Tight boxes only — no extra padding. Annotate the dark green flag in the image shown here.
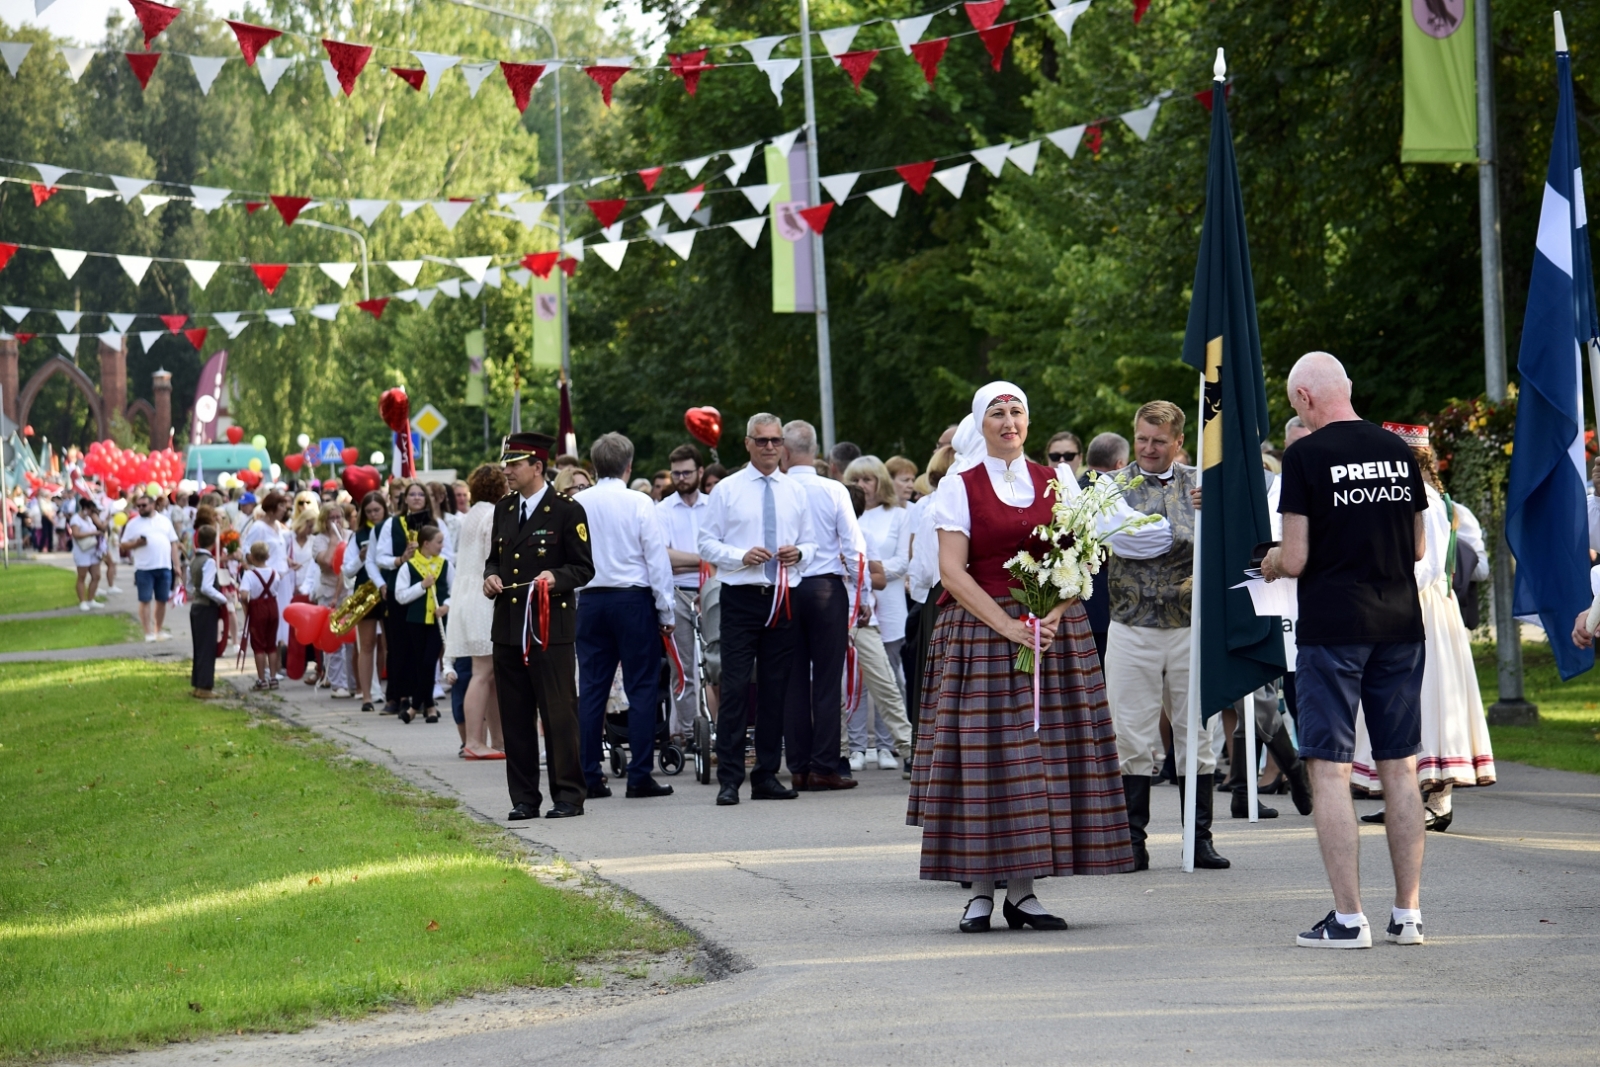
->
[1179,74,1287,720]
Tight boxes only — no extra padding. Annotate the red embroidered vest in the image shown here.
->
[959,461,1056,600]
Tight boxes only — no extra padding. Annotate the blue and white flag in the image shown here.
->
[1506,39,1596,680]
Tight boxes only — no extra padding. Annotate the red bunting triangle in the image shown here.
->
[586,198,627,228]
[583,65,630,107]
[357,297,390,319]
[183,326,208,349]
[668,49,713,96]
[499,61,546,113]
[638,166,663,192]
[521,251,560,279]
[1133,0,1151,24]
[245,201,265,214]
[896,161,937,194]
[14,332,35,345]
[321,39,372,96]
[1195,82,1234,112]
[0,243,15,271]
[270,195,312,226]
[977,22,1015,71]
[837,49,877,91]
[557,257,577,277]
[798,203,834,234]
[251,263,288,293]
[963,0,1005,32]
[159,314,188,333]
[128,0,180,48]
[126,52,161,89]
[909,38,948,85]
[31,183,58,206]
[1083,124,1103,156]
[225,20,281,66]
[390,67,425,91]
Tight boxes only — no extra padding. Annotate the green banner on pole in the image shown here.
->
[464,329,485,406]
[531,272,561,369]
[767,143,816,313]
[1401,0,1477,163]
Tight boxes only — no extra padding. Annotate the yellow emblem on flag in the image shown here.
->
[1202,335,1223,470]
[576,522,588,542]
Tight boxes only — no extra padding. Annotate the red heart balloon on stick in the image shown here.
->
[283,453,304,473]
[341,465,381,498]
[340,446,359,466]
[226,425,244,445]
[684,406,721,448]
[379,388,415,477]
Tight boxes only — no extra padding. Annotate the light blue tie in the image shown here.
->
[762,475,778,584]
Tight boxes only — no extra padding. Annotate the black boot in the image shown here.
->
[1122,774,1152,871]
[1176,777,1231,869]
[1266,728,1313,815]
[1231,783,1279,819]
[1157,749,1176,785]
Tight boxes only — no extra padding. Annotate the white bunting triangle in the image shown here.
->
[545,182,571,198]
[820,172,859,204]
[495,191,525,207]
[139,194,170,215]
[646,224,669,246]
[741,35,784,64]
[664,188,705,222]
[455,256,494,282]
[320,262,357,287]
[437,278,461,298]
[1,42,33,76]
[729,216,767,248]
[347,199,389,225]
[393,288,420,303]
[483,267,502,289]
[1120,100,1162,141]
[37,0,58,14]
[725,144,758,182]
[109,313,137,332]
[320,60,343,98]
[223,321,249,338]
[310,303,341,321]
[56,334,79,356]
[51,248,87,279]
[1050,0,1093,44]
[210,312,241,330]
[460,61,497,97]
[187,54,227,95]
[386,260,424,285]
[740,183,779,212]
[691,206,713,226]
[54,310,81,331]
[770,128,802,159]
[933,163,971,198]
[592,241,629,271]
[681,155,712,179]
[2,306,27,323]
[138,329,163,351]
[601,222,624,242]
[59,47,95,82]
[892,13,935,53]
[266,309,296,327]
[258,55,293,93]
[111,176,151,202]
[416,288,438,310]
[462,280,484,298]
[506,201,547,229]
[116,255,153,284]
[84,188,118,203]
[819,25,859,59]
[662,230,696,260]
[1007,140,1042,175]
[970,144,1010,177]
[98,330,123,348]
[640,204,665,229]
[507,268,531,286]
[1047,125,1087,159]
[34,163,71,186]
[190,185,230,212]
[560,238,585,261]
[755,59,800,107]
[399,200,428,217]
[185,260,220,289]
[412,51,460,96]
[866,183,905,217]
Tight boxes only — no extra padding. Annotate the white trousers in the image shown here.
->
[844,625,913,755]
[1103,621,1217,776]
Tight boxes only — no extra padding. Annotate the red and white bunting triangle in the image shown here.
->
[358,297,389,319]
[251,263,288,293]
[895,161,936,194]
[391,66,425,91]
[460,61,496,97]
[970,144,1009,177]
[55,310,83,331]
[310,303,340,321]
[270,195,311,225]
[1006,140,1041,175]
[59,47,96,82]
[500,61,546,112]
[430,200,473,231]
[184,326,208,348]
[386,260,423,284]
[183,54,225,94]
[838,49,876,90]
[818,25,859,59]
[964,0,1005,32]
[1051,0,1093,44]
[977,22,1016,70]
[909,38,948,85]
[1,42,34,76]
[892,13,935,53]
[321,39,371,96]
[226,19,280,66]
[412,51,460,96]
[160,313,187,332]
[583,65,629,107]
[127,0,180,49]
[638,166,663,191]
[819,172,859,203]
[662,230,695,259]
[348,199,389,225]
[258,55,293,92]
[320,262,356,287]
[798,203,833,233]
[51,248,87,278]
[1046,124,1086,158]
[740,183,779,212]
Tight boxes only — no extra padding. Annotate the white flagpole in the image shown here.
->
[1183,370,1204,872]
[1245,688,1259,821]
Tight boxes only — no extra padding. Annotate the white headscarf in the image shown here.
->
[949,380,1029,474]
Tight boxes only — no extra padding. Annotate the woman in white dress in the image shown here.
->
[843,455,914,773]
[1353,423,1495,832]
[68,497,106,610]
[442,464,505,759]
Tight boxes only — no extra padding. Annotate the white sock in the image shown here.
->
[965,880,995,920]
[1427,783,1453,815]
[1335,910,1368,929]
[1006,877,1048,915]
[1392,907,1421,926]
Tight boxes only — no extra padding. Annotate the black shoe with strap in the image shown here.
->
[1003,896,1068,931]
[959,896,993,933]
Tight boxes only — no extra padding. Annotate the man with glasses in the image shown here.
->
[697,414,817,805]
[656,443,709,741]
[120,494,180,642]
[1045,431,1084,477]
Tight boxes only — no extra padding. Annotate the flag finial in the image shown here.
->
[1556,11,1568,53]
[1213,48,1226,82]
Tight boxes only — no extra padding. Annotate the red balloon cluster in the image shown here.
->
[81,439,184,496]
[236,468,263,490]
[282,602,355,654]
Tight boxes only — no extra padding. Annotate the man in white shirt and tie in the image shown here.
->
[576,432,678,800]
[697,413,818,805]
[655,443,709,741]
[779,419,864,792]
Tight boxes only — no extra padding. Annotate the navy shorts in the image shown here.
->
[134,567,172,603]
[1295,641,1424,763]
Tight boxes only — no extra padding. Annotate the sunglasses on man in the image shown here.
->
[1047,450,1078,464]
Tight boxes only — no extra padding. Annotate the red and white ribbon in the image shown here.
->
[844,555,868,712]
[521,578,550,666]
[662,630,688,698]
[764,561,791,628]
[1028,613,1042,733]
[698,560,712,590]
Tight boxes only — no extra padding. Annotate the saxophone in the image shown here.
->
[330,581,382,634]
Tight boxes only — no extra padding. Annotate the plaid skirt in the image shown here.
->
[906,597,1134,882]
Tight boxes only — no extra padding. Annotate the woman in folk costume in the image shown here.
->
[907,382,1134,933]
[1354,422,1495,832]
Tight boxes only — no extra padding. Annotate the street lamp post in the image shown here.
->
[291,217,370,300]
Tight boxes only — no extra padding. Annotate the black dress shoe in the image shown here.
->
[1361,809,1386,824]
[545,801,583,818]
[1193,838,1231,869]
[626,777,674,798]
[959,897,993,933]
[716,784,740,806]
[397,706,413,724]
[1425,809,1453,832]
[587,782,613,799]
[1131,843,1150,871]
[750,780,798,800]
[1231,790,1279,819]
[1002,896,1069,930]
[507,803,539,821]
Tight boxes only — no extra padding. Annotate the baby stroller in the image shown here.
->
[687,601,718,785]
[605,659,686,779]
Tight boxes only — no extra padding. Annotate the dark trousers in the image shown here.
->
[781,575,848,775]
[190,601,220,690]
[493,640,585,810]
[907,585,944,731]
[1092,629,1108,666]
[718,583,798,789]
[577,587,663,789]
[381,589,408,704]
[397,621,441,709]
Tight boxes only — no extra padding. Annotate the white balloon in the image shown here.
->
[297,433,311,448]
[370,451,386,465]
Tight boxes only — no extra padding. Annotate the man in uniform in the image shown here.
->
[484,432,594,820]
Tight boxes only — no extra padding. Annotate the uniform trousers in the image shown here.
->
[1103,620,1217,776]
[493,640,586,810]
[190,602,220,690]
[717,583,797,789]
[577,587,663,789]
[666,587,700,737]
[781,575,848,776]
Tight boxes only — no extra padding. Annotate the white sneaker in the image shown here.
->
[106,585,123,594]
[80,602,92,612]
[1297,911,1371,949]
[1385,917,1425,945]
[331,687,353,699]
[876,748,899,770]
[143,633,158,643]
[848,751,866,772]
[156,631,172,641]
[90,600,105,609]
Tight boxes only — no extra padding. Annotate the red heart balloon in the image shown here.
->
[340,446,360,466]
[284,454,304,473]
[684,406,721,448]
[379,388,410,433]
[226,426,244,445]
[341,465,381,498]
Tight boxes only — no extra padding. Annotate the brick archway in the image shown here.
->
[17,356,107,440]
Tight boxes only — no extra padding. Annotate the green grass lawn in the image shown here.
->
[0,562,80,613]
[1475,643,1600,777]
[0,660,686,1060]
[0,613,141,653]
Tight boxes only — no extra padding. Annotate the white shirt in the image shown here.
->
[1454,500,1490,583]
[240,517,287,572]
[907,495,941,604]
[375,513,454,575]
[580,478,675,625]
[122,512,178,571]
[934,456,1081,535]
[656,490,710,589]
[1093,465,1178,560]
[785,465,865,579]
[697,464,817,587]
[858,503,912,641]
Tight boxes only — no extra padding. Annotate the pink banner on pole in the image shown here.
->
[189,349,228,444]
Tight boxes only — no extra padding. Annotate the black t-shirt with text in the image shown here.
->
[1278,419,1426,645]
